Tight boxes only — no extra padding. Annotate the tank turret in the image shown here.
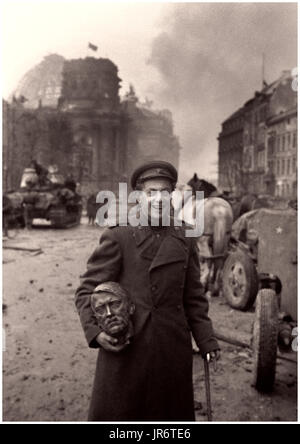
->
[4,162,82,229]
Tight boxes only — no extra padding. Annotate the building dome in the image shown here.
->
[12,54,65,109]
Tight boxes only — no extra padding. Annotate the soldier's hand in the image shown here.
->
[206,350,221,371]
[96,331,129,352]
[209,350,221,361]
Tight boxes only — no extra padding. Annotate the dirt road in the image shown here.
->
[2,221,297,422]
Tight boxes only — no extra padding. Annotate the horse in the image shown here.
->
[187,173,217,198]
[174,190,233,297]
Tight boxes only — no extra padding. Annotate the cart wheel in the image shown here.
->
[222,250,258,310]
[252,289,279,393]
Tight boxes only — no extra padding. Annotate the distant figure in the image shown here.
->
[87,194,97,225]
[87,194,109,225]
[30,160,49,186]
[187,174,217,198]
[64,174,77,192]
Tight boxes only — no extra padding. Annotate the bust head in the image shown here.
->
[91,282,135,342]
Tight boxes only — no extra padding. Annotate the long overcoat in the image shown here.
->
[75,223,219,421]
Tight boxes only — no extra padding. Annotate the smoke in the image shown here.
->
[147,3,297,184]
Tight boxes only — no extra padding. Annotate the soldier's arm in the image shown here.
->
[183,238,219,357]
[75,228,122,348]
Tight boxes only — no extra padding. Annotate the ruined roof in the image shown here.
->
[12,54,65,109]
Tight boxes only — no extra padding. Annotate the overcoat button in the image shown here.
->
[183,265,187,269]
[151,285,157,292]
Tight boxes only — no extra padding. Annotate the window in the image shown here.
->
[268,161,274,173]
[282,135,285,151]
[276,136,280,152]
[268,138,274,156]
[258,151,265,168]
[293,132,297,148]
[281,159,285,176]
[260,106,266,121]
[277,160,280,175]
[287,133,291,148]
[287,159,291,175]
[292,157,296,173]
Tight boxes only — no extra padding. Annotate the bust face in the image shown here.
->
[91,291,135,337]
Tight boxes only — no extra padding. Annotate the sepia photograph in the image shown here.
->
[1,0,298,426]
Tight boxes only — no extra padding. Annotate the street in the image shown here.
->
[3,220,297,422]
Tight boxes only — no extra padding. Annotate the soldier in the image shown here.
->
[75,160,220,421]
[87,193,97,225]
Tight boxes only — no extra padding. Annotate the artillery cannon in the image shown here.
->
[221,208,297,392]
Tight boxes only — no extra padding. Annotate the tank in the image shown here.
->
[3,163,82,229]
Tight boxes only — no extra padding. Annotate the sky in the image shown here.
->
[1,1,298,183]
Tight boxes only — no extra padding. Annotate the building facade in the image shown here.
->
[122,88,181,180]
[3,56,180,196]
[218,108,244,194]
[58,57,125,195]
[267,108,297,198]
[218,70,297,198]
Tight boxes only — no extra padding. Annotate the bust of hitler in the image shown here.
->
[91,281,135,346]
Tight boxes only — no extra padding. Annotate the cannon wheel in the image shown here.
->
[222,250,258,310]
[252,289,279,393]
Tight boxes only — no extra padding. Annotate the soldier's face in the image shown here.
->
[91,292,134,336]
[141,178,173,223]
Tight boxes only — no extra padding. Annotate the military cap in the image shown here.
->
[92,281,129,300]
[131,160,178,190]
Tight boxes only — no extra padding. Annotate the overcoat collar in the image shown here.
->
[131,223,186,245]
[131,224,188,270]
[132,225,152,247]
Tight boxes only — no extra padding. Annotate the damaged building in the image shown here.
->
[3,54,180,196]
[218,70,297,198]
